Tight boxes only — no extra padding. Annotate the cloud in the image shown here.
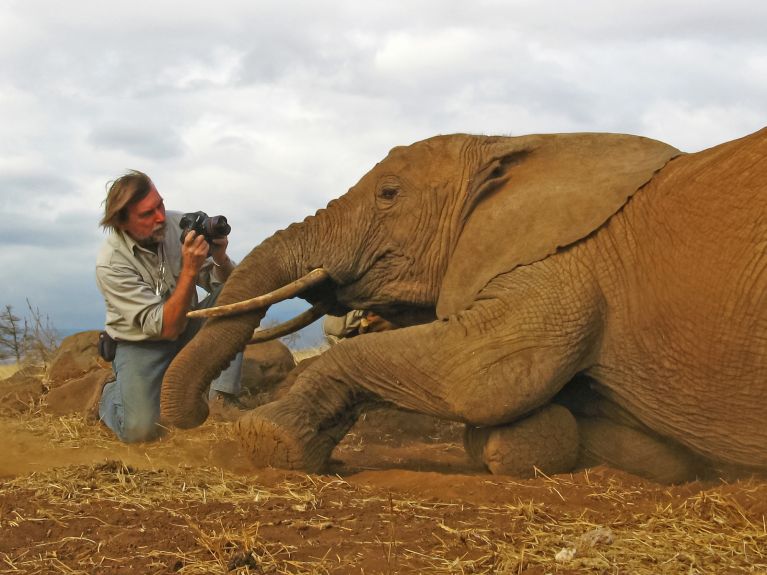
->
[88,124,185,160]
[0,211,100,248]
[1,242,103,330]
[1,0,766,333]
[0,171,76,203]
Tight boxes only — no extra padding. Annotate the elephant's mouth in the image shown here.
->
[334,250,434,310]
[190,259,436,343]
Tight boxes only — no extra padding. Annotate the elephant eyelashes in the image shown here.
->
[375,183,402,210]
[488,165,505,179]
[379,187,399,200]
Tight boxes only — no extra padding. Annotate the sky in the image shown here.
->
[1,0,766,345]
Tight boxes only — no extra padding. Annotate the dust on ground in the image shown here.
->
[2,405,766,575]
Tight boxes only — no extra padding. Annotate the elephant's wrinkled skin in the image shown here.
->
[161,128,767,482]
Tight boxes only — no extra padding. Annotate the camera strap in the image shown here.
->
[155,243,168,297]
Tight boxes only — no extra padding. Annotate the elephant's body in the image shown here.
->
[161,127,767,482]
[581,132,767,471]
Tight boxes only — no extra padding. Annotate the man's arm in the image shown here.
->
[161,231,210,339]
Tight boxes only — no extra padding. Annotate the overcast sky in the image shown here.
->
[2,1,766,341]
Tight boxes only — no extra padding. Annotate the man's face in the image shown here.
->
[121,184,167,247]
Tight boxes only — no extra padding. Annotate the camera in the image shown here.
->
[179,211,231,245]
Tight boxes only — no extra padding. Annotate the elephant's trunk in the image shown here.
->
[160,235,305,428]
[160,197,361,429]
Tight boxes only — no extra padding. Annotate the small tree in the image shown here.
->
[0,305,24,363]
[280,330,301,348]
[22,299,60,367]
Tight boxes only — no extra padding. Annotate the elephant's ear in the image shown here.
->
[437,132,681,317]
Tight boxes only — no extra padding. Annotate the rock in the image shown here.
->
[0,366,45,413]
[578,527,614,548]
[42,330,112,416]
[240,340,296,405]
[272,355,319,400]
[44,368,114,417]
[43,333,298,416]
[46,330,107,388]
[555,547,577,562]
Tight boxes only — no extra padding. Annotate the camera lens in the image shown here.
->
[207,216,231,238]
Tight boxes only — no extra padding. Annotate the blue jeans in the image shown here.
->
[99,338,243,443]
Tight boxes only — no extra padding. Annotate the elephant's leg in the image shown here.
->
[236,397,364,473]
[239,263,601,473]
[237,367,372,473]
[576,417,707,484]
[555,379,708,483]
[464,404,579,477]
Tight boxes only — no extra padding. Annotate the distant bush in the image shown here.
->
[0,301,60,369]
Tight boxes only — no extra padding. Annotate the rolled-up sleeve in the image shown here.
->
[96,260,165,340]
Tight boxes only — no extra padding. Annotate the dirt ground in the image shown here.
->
[2,401,766,575]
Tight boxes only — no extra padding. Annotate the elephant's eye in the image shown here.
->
[379,187,399,201]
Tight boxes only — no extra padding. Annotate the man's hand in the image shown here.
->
[181,230,211,275]
[161,230,209,340]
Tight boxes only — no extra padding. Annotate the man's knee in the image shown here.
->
[120,415,162,443]
[109,341,173,443]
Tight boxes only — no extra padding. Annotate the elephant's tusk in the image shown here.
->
[188,268,331,319]
[247,301,331,345]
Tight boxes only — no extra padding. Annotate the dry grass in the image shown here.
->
[3,405,249,478]
[1,458,766,574]
[4,339,766,572]
[0,363,19,379]
[2,411,767,574]
[0,461,327,574]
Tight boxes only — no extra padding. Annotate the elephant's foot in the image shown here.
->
[236,398,359,473]
[464,404,578,477]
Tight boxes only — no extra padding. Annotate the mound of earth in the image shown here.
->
[0,332,301,415]
[0,366,45,414]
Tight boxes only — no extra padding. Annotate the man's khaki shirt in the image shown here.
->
[95,211,226,341]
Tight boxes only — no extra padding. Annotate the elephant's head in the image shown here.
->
[160,132,680,428]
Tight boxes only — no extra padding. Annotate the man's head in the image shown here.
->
[101,170,167,247]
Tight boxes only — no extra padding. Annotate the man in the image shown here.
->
[95,170,243,442]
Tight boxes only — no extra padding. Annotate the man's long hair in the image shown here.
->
[100,170,153,232]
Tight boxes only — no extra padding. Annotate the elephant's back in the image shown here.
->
[589,127,767,469]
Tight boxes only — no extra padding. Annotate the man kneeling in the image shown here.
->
[95,170,243,442]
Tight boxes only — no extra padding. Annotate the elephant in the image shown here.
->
[160,127,767,483]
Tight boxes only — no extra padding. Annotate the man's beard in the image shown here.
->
[136,223,167,249]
